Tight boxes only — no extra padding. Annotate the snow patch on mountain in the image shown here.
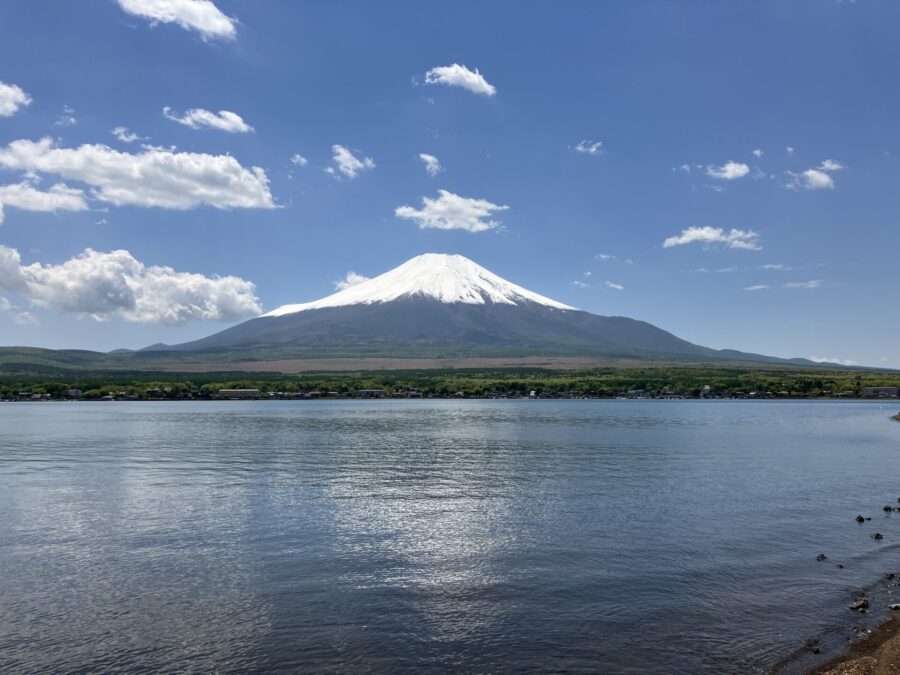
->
[262,253,576,317]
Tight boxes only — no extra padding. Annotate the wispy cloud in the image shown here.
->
[395,189,508,232]
[111,127,144,143]
[744,284,770,291]
[290,153,308,167]
[573,140,603,156]
[163,106,253,133]
[760,263,793,271]
[783,279,822,289]
[54,105,77,127]
[328,144,375,179]
[572,280,589,288]
[605,281,624,290]
[596,253,616,262]
[117,0,237,40]
[423,64,496,96]
[663,226,761,251]
[752,148,763,158]
[419,153,442,176]
[809,356,857,366]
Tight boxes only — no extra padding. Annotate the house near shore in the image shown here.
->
[356,389,385,398]
[861,386,899,398]
[218,389,261,399]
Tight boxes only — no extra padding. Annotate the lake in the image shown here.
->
[1,400,898,673]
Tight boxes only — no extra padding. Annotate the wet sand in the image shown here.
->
[812,614,900,674]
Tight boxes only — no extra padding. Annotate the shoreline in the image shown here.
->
[810,614,900,674]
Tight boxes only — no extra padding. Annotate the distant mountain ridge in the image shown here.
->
[138,253,819,366]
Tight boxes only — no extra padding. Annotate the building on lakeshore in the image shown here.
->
[218,389,261,399]
[356,389,385,398]
[861,386,899,398]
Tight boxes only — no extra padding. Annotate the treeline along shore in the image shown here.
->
[2,366,899,402]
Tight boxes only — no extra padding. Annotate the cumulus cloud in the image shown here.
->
[786,160,843,191]
[424,64,496,96]
[0,181,88,224]
[395,189,508,232]
[783,279,822,289]
[419,153,442,176]
[706,161,750,181]
[0,137,274,210]
[111,127,144,143]
[290,153,308,167]
[574,140,603,156]
[0,82,31,117]
[117,0,236,40]
[334,271,369,291]
[605,281,624,290]
[163,106,252,133]
[663,226,761,250]
[0,244,260,324]
[745,284,770,291]
[329,144,375,179]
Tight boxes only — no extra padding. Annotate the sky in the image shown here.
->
[0,0,898,367]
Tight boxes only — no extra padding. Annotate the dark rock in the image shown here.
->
[849,599,870,612]
[890,604,900,611]
[884,505,893,512]
[856,515,866,523]
[837,564,844,569]
[872,532,884,540]
[817,553,828,561]
[886,572,896,579]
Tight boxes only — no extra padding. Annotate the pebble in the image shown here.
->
[849,599,870,612]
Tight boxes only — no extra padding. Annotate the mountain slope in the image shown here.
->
[142,253,811,365]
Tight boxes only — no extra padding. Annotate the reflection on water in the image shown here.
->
[1,400,899,673]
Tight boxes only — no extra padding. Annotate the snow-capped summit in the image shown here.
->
[262,253,576,317]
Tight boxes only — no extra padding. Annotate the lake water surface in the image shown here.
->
[1,400,899,673]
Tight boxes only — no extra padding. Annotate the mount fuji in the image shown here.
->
[144,253,810,365]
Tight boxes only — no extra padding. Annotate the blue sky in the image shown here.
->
[0,0,898,367]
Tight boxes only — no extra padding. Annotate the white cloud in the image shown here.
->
[55,105,77,128]
[163,106,252,133]
[0,137,274,210]
[111,127,144,143]
[424,64,496,96]
[745,284,770,291]
[760,263,792,271]
[330,144,375,179]
[334,271,369,291]
[572,280,589,288]
[117,0,236,40]
[786,146,795,156]
[596,253,616,262]
[419,153,442,176]
[395,189,508,232]
[752,148,763,158]
[583,271,592,277]
[0,181,88,224]
[574,140,603,156]
[786,158,844,190]
[605,281,624,290]
[784,279,822,289]
[0,244,260,324]
[809,356,857,366]
[692,266,738,274]
[0,82,31,117]
[290,153,308,167]
[663,226,761,250]
[13,310,39,325]
[706,161,750,181]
